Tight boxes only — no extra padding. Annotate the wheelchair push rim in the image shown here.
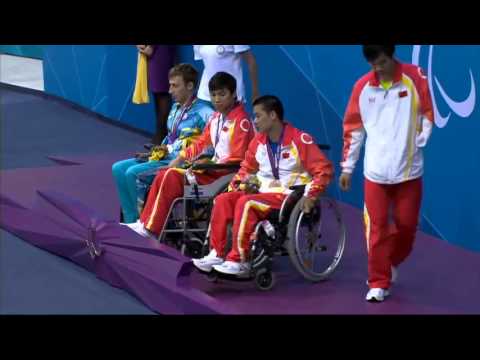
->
[287,197,346,282]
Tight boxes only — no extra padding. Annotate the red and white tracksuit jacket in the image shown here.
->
[342,61,434,289]
[209,123,334,263]
[140,102,254,235]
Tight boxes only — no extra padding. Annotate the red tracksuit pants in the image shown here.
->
[140,167,229,235]
[209,191,287,263]
[364,177,423,289]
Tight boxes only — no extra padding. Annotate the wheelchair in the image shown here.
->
[156,145,346,291]
[157,161,241,258]
[124,143,346,291]
[119,160,238,258]
[203,182,347,291]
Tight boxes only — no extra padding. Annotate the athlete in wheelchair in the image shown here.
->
[192,96,346,290]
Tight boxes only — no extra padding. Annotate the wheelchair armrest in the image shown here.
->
[289,185,306,193]
[144,143,154,151]
[191,162,241,171]
[194,154,213,161]
[317,144,331,151]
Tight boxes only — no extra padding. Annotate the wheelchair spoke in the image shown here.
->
[315,244,328,252]
[307,230,320,247]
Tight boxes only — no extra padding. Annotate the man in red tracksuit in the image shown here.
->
[340,45,434,302]
[125,72,254,238]
[193,95,334,276]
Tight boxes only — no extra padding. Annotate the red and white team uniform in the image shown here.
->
[209,123,333,263]
[342,60,434,289]
[140,102,254,235]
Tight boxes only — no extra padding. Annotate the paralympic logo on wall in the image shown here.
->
[412,45,476,128]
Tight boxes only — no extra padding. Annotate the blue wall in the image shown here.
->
[43,45,156,132]
[43,45,480,252]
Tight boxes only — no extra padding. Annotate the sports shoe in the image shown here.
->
[192,249,224,272]
[366,288,390,302]
[213,261,251,276]
[124,220,156,240]
[121,219,141,229]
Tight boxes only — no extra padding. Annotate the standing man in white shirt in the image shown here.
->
[193,45,259,104]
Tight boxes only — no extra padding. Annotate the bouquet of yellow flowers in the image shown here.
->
[148,145,169,161]
[239,175,261,194]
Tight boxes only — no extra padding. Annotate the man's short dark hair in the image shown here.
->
[208,71,237,94]
[253,95,284,120]
[362,45,396,62]
[169,63,199,88]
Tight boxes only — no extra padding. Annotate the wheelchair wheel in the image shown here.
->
[206,271,218,283]
[180,236,204,259]
[287,197,346,282]
[255,269,276,291]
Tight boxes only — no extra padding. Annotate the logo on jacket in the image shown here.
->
[301,133,314,145]
[412,45,476,128]
[369,97,376,104]
[240,118,251,132]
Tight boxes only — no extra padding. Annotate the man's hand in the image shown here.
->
[302,197,317,214]
[242,183,259,194]
[339,172,352,192]
[136,45,153,57]
[239,175,260,194]
[142,45,153,57]
[169,156,184,168]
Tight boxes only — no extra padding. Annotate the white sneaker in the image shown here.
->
[366,288,390,302]
[192,249,224,272]
[366,266,398,286]
[125,221,156,240]
[122,219,141,229]
[213,261,251,276]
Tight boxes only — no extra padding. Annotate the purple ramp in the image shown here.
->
[0,194,26,210]
[94,244,237,314]
[0,189,118,272]
[89,222,237,314]
[0,204,95,272]
[34,190,116,228]
[1,188,238,314]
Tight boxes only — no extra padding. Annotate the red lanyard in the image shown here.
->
[213,102,237,148]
